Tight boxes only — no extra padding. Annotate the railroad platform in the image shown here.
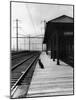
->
[26,52,73,97]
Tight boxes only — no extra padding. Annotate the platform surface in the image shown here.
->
[27,52,73,97]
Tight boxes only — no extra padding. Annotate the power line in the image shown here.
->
[18,33,29,37]
[13,19,28,36]
[13,19,22,23]
[19,27,27,35]
[25,4,37,34]
[16,19,18,51]
[13,19,24,51]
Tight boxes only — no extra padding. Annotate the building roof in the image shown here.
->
[43,15,74,44]
[48,15,73,23]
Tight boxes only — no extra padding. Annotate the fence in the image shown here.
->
[11,36,44,51]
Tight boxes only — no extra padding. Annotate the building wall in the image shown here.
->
[44,22,74,66]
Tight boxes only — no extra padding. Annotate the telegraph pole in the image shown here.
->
[24,37,25,50]
[41,20,46,34]
[41,20,46,51]
[16,19,18,51]
[29,34,30,51]
[44,20,46,34]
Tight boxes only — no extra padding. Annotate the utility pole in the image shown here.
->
[24,37,25,50]
[29,34,30,51]
[16,19,18,51]
[41,20,46,51]
[44,20,46,31]
[41,20,46,34]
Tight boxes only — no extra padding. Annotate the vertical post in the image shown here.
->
[29,35,30,51]
[16,19,18,51]
[41,26,43,52]
[24,37,25,51]
[41,20,46,52]
[10,2,12,51]
[56,32,60,65]
[51,40,52,58]
[41,20,46,34]
[44,20,46,33]
[53,38,55,61]
[44,20,46,53]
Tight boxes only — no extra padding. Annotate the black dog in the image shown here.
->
[38,59,44,69]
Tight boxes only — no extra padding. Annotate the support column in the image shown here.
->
[24,37,25,50]
[42,43,43,51]
[51,40,53,59]
[29,35,30,51]
[56,32,60,65]
[16,19,18,51]
[46,42,48,54]
[53,38,55,61]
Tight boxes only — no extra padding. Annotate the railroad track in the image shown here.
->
[11,54,33,67]
[11,53,40,98]
[11,52,30,60]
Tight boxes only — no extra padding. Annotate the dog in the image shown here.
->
[38,59,44,69]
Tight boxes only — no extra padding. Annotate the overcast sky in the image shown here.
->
[11,2,73,37]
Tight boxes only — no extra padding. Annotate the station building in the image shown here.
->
[43,15,74,66]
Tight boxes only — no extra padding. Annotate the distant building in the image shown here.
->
[43,15,74,66]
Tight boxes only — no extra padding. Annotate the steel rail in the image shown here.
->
[11,54,39,91]
[12,53,27,60]
[11,55,34,71]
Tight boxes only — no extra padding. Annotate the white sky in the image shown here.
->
[11,2,73,37]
